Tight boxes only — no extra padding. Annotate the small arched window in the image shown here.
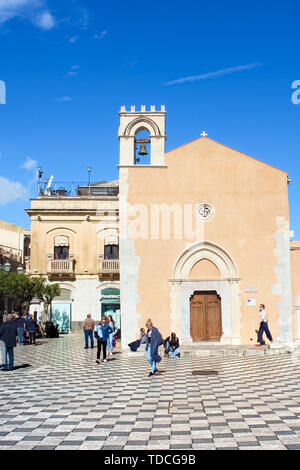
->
[54,236,69,260]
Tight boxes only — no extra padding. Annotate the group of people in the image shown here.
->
[0,312,38,371]
[129,305,273,377]
[83,313,119,364]
[128,320,180,377]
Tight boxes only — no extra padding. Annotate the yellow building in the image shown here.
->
[26,181,120,332]
[26,106,300,347]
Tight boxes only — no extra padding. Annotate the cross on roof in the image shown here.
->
[201,131,208,137]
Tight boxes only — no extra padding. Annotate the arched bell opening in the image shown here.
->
[134,129,151,165]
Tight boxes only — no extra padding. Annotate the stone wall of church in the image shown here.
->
[124,137,291,344]
[291,241,300,342]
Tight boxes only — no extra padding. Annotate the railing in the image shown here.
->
[0,245,22,263]
[47,257,74,275]
[98,258,120,274]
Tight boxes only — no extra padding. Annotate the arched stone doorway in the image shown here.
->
[170,241,241,345]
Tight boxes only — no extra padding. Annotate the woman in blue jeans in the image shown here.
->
[94,317,113,364]
[145,319,163,377]
[106,315,116,357]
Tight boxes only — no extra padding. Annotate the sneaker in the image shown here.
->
[102,359,107,363]
[95,359,100,364]
[148,372,153,377]
[153,369,158,375]
[255,343,261,347]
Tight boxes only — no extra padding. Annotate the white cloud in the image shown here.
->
[68,35,79,43]
[0,0,56,31]
[0,176,28,205]
[93,30,107,39]
[21,156,37,170]
[58,96,72,102]
[34,11,55,30]
[164,62,262,86]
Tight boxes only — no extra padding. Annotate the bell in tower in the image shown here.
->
[135,137,150,164]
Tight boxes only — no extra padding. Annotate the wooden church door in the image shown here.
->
[190,291,222,341]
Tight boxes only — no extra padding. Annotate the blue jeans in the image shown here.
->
[258,322,273,343]
[17,327,24,344]
[84,329,94,348]
[3,347,14,370]
[166,341,180,357]
[147,347,157,373]
[107,332,114,352]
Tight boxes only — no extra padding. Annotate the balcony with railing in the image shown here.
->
[98,255,120,277]
[47,254,75,276]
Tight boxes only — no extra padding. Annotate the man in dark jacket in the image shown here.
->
[25,314,37,345]
[0,315,18,371]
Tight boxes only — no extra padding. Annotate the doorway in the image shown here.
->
[190,291,222,341]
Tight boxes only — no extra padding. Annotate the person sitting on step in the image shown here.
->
[164,332,180,358]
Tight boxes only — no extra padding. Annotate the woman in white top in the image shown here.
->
[255,304,273,346]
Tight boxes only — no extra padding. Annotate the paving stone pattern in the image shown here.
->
[0,335,300,450]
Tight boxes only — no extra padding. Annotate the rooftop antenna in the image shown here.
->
[45,174,54,196]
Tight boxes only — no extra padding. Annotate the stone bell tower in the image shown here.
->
[118,105,166,166]
[118,105,167,348]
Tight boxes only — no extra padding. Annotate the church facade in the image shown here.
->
[118,106,300,348]
[26,105,300,348]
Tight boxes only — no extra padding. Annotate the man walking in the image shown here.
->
[16,313,26,345]
[26,314,37,345]
[0,314,18,371]
[255,304,273,346]
[83,314,95,349]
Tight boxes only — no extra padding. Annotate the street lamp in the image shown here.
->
[3,262,11,272]
[88,166,92,196]
[17,266,24,275]
[37,166,43,195]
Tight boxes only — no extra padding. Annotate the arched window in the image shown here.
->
[104,244,119,260]
[54,236,69,260]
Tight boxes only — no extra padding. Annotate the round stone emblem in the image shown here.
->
[196,201,215,221]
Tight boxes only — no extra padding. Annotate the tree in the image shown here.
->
[14,275,46,314]
[42,284,61,321]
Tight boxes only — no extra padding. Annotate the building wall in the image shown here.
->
[291,241,300,342]
[124,137,292,345]
[0,220,26,253]
[27,196,119,326]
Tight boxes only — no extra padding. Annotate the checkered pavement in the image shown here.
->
[0,335,300,450]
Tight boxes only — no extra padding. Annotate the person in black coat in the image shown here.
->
[0,315,18,371]
[25,314,37,345]
[145,319,163,377]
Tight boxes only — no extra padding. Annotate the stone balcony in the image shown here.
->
[47,255,75,276]
[98,255,120,278]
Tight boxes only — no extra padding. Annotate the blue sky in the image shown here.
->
[0,0,300,236]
